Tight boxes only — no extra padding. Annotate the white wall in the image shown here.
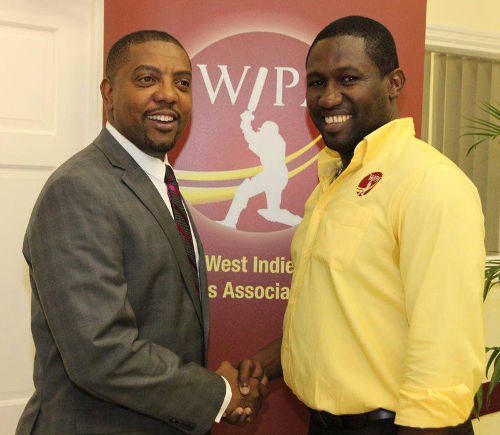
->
[427,0,500,34]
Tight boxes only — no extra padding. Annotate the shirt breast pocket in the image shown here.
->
[312,200,373,271]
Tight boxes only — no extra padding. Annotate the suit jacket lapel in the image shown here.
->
[93,129,204,326]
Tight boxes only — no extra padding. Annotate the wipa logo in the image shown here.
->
[173,32,322,233]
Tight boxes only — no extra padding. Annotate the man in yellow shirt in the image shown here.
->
[238,16,484,435]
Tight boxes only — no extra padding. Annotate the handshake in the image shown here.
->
[215,358,269,426]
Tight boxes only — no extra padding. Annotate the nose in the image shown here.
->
[318,83,342,108]
[153,80,178,104]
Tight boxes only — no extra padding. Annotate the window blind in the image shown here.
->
[422,52,500,253]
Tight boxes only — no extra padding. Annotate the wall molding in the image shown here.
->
[426,22,500,60]
[0,163,55,171]
[0,398,28,408]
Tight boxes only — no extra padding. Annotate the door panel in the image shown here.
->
[0,1,103,433]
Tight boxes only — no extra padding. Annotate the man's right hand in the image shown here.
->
[237,359,269,396]
[237,336,283,397]
[216,361,264,426]
[220,337,282,425]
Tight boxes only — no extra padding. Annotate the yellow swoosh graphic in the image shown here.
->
[177,135,322,181]
[284,135,322,164]
[178,134,323,205]
[181,186,238,205]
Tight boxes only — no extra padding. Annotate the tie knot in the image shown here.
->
[164,165,176,184]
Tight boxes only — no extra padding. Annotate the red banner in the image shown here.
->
[104,1,427,433]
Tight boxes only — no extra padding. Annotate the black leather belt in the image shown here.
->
[310,408,395,430]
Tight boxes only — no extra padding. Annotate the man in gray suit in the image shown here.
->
[17,30,263,435]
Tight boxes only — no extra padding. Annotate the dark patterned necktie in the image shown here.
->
[164,165,199,292]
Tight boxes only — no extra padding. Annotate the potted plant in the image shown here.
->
[475,259,500,415]
[464,101,500,415]
[464,102,500,155]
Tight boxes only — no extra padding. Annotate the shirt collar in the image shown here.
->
[317,117,415,182]
[106,121,170,182]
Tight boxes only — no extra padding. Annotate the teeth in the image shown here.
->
[147,114,174,122]
[325,115,352,124]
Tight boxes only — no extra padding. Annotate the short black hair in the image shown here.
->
[105,30,186,80]
[307,16,399,76]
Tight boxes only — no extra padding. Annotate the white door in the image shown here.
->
[0,1,103,432]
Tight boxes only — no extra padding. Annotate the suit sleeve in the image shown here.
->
[25,172,226,434]
[394,163,485,428]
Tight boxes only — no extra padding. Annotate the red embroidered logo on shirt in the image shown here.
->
[356,172,383,197]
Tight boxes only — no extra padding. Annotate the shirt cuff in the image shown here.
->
[214,375,232,423]
[395,383,473,428]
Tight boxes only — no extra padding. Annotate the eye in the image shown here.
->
[137,76,156,86]
[341,76,358,84]
[307,79,325,88]
[176,78,191,90]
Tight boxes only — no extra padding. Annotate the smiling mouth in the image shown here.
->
[324,114,352,125]
[146,114,176,123]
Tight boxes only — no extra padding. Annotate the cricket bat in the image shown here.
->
[247,67,268,112]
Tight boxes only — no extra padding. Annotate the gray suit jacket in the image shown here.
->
[16,129,226,435]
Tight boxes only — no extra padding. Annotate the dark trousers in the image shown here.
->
[308,416,474,435]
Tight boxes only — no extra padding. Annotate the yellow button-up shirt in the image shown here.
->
[282,118,485,428]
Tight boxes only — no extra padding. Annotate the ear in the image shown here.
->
[386,68,405,100]
[100,77,114,112]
